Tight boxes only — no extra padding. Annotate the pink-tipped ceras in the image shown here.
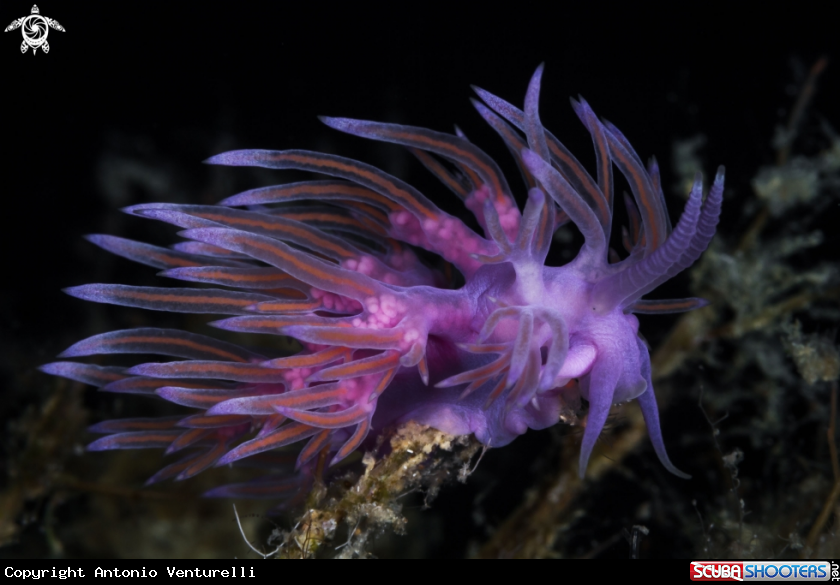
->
[43,65,722,497]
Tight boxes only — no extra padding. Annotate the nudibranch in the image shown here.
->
[42,65,722,497]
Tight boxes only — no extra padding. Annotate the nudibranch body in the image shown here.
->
[43,65,722,497]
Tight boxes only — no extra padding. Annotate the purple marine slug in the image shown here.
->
[42,65,723,498]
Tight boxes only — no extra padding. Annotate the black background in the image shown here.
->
[2,1,838,559]
[3,3,837,351]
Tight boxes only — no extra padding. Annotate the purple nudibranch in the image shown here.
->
[42,65,722,499]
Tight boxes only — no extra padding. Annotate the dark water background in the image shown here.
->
[2,2,839,558]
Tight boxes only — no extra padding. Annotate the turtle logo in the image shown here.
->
[5,5,65,54]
